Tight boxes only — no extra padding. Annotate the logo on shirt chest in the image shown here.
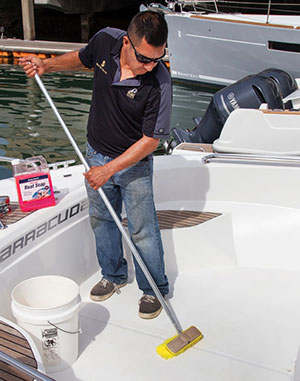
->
[126,88,138,100]
[96,60,107,75]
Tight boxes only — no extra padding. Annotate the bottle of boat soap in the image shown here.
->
[12,156,55,212]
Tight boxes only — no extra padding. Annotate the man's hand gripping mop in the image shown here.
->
[34,73,203,359]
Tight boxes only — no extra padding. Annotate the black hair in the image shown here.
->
[127,11,168,47]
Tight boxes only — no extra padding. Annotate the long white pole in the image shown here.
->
[34,73,183,334]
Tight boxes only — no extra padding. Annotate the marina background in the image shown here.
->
[0,64,216,179]
[0,1,221,179]
[1,1,298,179]
[0,1,299,43]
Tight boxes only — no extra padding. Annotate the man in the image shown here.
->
[19,11,171,319]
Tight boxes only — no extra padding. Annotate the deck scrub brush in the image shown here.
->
[35,73,204,360]
[157,326,203,359]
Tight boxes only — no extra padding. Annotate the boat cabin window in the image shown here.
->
[268,41,300,54]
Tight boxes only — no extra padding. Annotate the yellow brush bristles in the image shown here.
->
[156,326,203,359]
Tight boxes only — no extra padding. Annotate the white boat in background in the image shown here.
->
[149,1,300,85]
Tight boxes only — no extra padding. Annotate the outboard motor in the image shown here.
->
[172,68,296,145]
[257,68,297,108]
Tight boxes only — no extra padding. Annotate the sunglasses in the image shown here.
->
[127,34,166,64]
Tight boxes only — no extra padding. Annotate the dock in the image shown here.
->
[0,38,86,60]
[0,38,170,67]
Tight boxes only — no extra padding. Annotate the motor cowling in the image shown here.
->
[172,68,296,145]
[257,68,298,109]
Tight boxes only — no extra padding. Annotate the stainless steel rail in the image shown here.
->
[213,0,219,13]
[0,350,56,381]
[166,0,299,15]
[203,153,300,166]
[0,157,75,169]
[266,0,271,23]
[178,0,219,13]
[0,156,23,163]
[48,159,75,169]
[0,219,6,229]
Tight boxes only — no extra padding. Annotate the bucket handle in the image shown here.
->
[47,320,82,335]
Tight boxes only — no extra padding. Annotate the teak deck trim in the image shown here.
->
[261,109,300,115]
[1,202,34,226]
[176,143,214,152]
[123,210,221,230]
[190,14,298,29]
[0,320,37,381]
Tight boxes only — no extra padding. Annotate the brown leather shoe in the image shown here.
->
[138,295,162,319]
[90,278,127,301]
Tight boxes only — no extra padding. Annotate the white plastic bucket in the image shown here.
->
[11,275,81,373]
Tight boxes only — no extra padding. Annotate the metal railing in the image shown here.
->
[203,152,300,166]
[48,159,75,169]
[212,1,300,15]
[0,156,75,169]
[266,0,271,23]
[166,1,300,15]
[176,0,219,12]
[0,350,55,381]
[0,156,23,163]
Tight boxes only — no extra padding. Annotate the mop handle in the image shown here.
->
[34,73,183,334]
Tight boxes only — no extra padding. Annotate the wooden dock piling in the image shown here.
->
[21,0,35,41]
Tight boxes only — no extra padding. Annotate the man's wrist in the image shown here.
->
[103,162,117,178]
[42,58,52,73]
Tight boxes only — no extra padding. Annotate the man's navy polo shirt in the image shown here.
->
[79,27,172,159]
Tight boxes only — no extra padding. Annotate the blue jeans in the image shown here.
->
[85,143,169,296]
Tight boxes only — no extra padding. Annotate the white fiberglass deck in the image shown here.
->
[53,197,300,381]
[3,154,300,380]
[54,261,300,381]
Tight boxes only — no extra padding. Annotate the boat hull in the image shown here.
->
[166,13,300,85]
[2,155,300,379]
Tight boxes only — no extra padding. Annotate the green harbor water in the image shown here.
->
[0,64,216,179]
